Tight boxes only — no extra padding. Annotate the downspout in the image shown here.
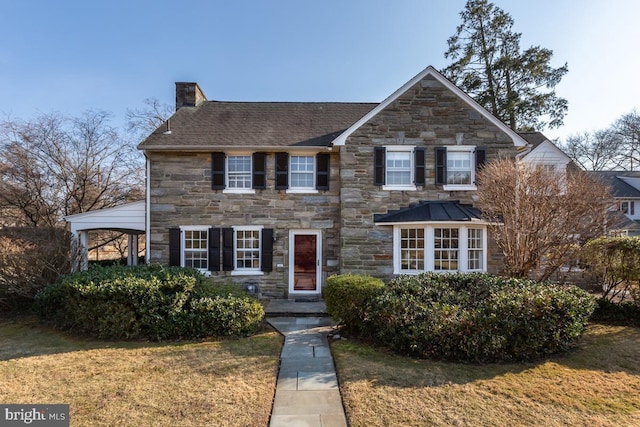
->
[145,152,151,265]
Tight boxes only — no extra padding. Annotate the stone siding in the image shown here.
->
[339,74,517,278]
[148,150,341,297]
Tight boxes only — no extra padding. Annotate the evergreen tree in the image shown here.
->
[444,0,568,131]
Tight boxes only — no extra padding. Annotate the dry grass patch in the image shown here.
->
[0,315,282,426]
[333,323,640,426]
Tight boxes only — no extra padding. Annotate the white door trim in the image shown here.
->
[288,229,322,295]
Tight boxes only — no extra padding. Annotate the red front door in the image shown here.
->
[293,234,318,292]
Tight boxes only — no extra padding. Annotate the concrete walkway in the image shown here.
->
[267,316,348,427]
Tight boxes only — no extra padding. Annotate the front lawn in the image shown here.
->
[0,316,282,426]
[332,323,640,426]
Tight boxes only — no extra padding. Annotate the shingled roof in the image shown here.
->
[590,171,640,198]
[138,101,377,150]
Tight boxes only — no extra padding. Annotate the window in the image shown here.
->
[393,225,486,274]
[446,152,471,185]
[211,152,266,192]
[182,227,208,270]
[275,153,330,192]
[467,228,483,271]
[434,228,459,271]
[235,227,261,271]
[400,228,425,271]
[620,201,635,216]
[374,146,425,190]
[227,155,252,189]
[435,146,486,190]
[290,156,315,189]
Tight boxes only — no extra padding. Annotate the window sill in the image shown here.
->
[223,189,256,194]
[443,185,477,191]
[230,270,265,276]
[286,189,319,194]
[382,185,417,191]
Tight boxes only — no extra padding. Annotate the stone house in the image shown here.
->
[137,65,531,298]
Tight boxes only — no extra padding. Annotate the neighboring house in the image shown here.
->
[590,171,640,236]
[137,65,531,298]
[519,131,572,173]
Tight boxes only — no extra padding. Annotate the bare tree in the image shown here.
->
[614,110,640,170]
[0,111,143,227]
[477,158,613,280]
[125,97,172,139]
[561,130,624,171]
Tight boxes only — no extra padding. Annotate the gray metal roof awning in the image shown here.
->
[374,200,482,223]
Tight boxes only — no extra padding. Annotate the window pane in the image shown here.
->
[290,156,314,188]
[434,228,458,270]
[235,229,261,270]
[400,228,424,271]
[446,152,471,185]
[468,228,483,271]
[184,229,208,270]
[386,151,411,185]
[227,156,252,189]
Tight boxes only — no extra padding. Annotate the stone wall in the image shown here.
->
[339,74,518,277]
[148,150,341,297]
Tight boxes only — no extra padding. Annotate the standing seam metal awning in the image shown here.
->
[373,200,481,223]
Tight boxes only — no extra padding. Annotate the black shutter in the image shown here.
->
[169,228,181,267]
[475,147,487,171]
[252,152,267,189]
[414,147,426,185]
[222,228,234,271]
[275,152,289,190]
[208,228,220,271]
[211,152,225,190]
[435,147,447,185]
[316,153,330,190]
[261,228,274,272]
[374,147,385,186]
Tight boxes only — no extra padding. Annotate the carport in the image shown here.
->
[63,201,146,271]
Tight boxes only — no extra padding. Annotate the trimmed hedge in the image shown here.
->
[324,274,385,335]
[336,273,596,363]
[33,265,264,340]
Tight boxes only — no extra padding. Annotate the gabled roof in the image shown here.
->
[138,102,376,150]
[518,131,548,148]
[332,66,528,148]
[590,171,640,198]
[374,200,481,224]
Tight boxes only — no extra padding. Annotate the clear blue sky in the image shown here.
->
[1,0,638,143]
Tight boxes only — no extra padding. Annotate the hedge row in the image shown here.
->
[325,273,596,363]
[33,265,264,340]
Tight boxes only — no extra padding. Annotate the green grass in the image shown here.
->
[332,323,640,426]
[0,315,282,426]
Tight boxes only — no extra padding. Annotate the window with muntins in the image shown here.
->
[290,156,315,189]
[227,155,252,189]
[386,151,412,185]
[235,228,261,270]
[184,229,208,270]
[446,151,472,185]
[394,225,486,274]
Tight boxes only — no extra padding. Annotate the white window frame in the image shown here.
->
[392,223,487,274]
[286,153,318,194]
[223,152,256,195]
[443,146,476,191]
[180,226,209,272]
[231,225,264,276]
[382,146,416,191]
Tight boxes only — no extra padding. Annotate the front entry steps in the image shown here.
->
[265,299,328,317]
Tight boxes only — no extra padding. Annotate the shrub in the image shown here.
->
[591,299,640,327]
[324,274,385,335]
[581,236,640,302]
[364,273,596,363]
[33,265,264,340]
[0,227,72,311]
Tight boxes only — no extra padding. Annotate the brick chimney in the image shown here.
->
[175,82,207,111]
